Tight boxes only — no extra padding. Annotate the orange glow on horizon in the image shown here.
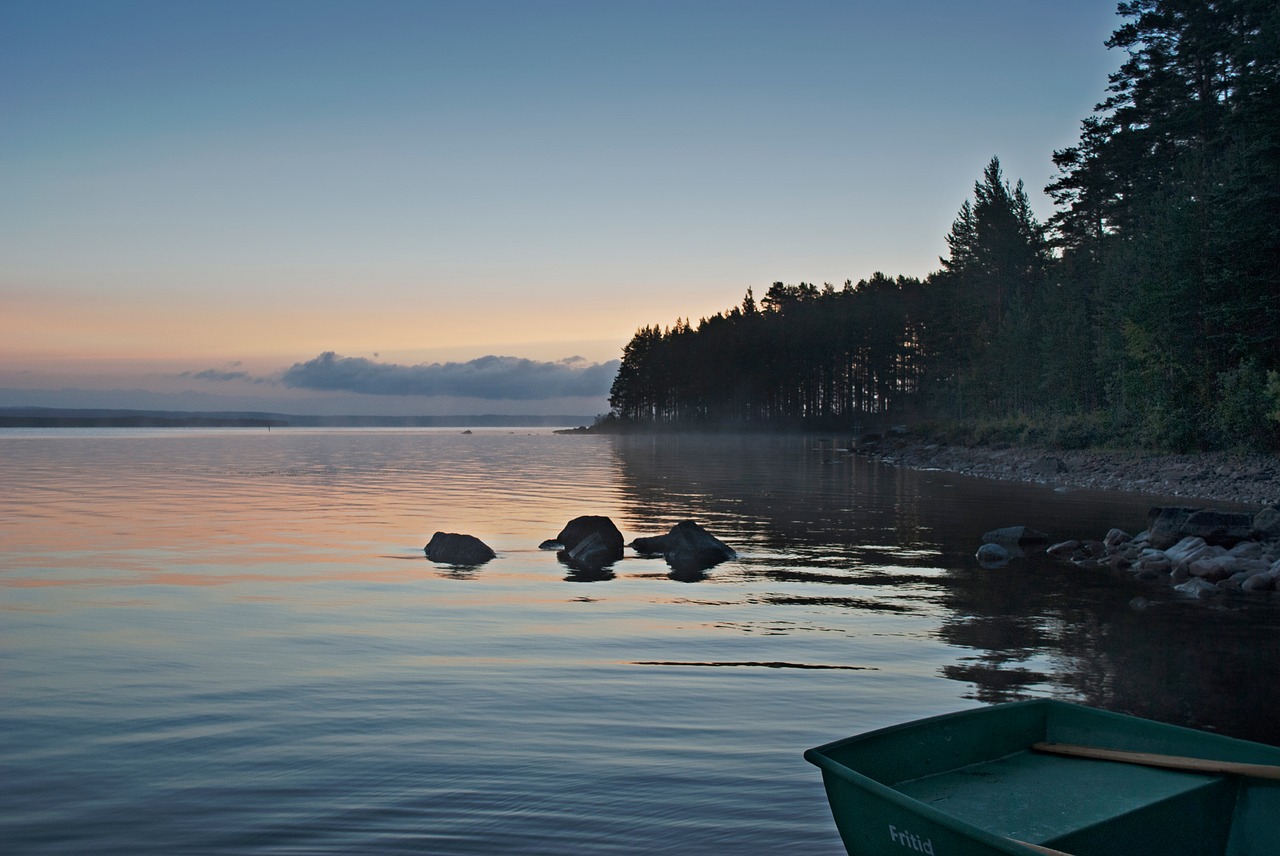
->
[0,282,739,368]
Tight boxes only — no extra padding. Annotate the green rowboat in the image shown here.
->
[805,700,1280,856]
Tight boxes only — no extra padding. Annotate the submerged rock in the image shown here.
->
[981,526,1050,546]
[1046,539,1080,558]
[1174,577,1220,599]
[424,531,496,565]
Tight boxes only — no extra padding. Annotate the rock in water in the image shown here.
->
[555,516,625,563]
[559,531,618,572]
[981,526,1050,546]
[1174,577,1219,599]
[1046,540,1080,558]
[629,533,670,555]
[424,532,497,565]
[975,543,1011,567]
[655,520,737,573]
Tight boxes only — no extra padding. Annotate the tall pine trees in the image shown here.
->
[1048,0,1280,448]
[605,2,1279,449]
[928,157,1050,417]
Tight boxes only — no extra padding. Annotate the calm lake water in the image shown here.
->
[3,428,1278,854]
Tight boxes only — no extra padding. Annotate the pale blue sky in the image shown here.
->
[1,0,1120,415]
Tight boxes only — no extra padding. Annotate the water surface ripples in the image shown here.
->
[3,428,1278,854]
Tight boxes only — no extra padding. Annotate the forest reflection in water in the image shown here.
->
[605,433,1280,745]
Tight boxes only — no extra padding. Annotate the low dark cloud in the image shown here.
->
[281,352,620,400]
[182,368,253,382]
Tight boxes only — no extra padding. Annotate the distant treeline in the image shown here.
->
[605,0,1280,451]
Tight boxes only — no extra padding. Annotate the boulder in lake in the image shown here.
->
[629,533,670,555]
[555,515,624,562]
[640,520,737,573]
[559,531,619,572]
[424,531,496,565]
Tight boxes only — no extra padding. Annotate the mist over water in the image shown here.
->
[3,429,1277,854]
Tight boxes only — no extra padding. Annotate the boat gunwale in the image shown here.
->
[804,698,1280,855]
[805,703,1039,854]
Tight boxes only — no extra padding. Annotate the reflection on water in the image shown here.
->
[608,433,1280,740]
[1,429,1277,855]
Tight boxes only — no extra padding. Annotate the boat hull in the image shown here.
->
[804,700,1280,856]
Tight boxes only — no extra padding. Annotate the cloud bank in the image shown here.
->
[280,352,620,400]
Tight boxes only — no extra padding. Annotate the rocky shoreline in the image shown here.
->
[867,438,1280,507]
[856,437,1280,597]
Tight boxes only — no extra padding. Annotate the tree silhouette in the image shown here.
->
[605,1,1279,450]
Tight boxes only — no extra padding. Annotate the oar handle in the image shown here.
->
[1032,742,1280,780]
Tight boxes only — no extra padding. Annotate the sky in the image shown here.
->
[1,0,1122,417]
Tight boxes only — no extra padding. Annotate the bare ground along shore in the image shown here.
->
[866,439,1280,508]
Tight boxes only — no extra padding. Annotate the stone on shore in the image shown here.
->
[1148,506,1253,549]
[1046,502,1280,598]
[1252,505,1280,540]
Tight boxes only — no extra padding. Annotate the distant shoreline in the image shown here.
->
[0,415,284,429]
[0,408,594,430]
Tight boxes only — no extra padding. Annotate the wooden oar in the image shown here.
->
[1032,742,1280,780]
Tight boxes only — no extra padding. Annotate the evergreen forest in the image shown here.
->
[603,0,1280,451]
